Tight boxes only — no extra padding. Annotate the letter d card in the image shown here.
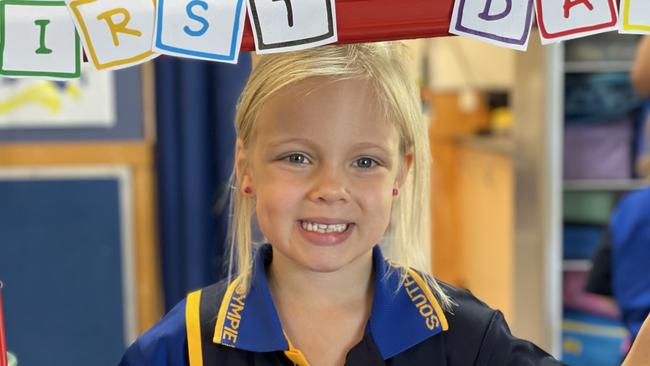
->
[450,0,535,51]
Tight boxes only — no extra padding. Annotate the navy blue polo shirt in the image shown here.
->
[120,244,562,365]
[610,186,650,338]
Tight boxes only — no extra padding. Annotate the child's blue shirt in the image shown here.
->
[120,245,562,365]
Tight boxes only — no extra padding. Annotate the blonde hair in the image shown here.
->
[228,42,451,310]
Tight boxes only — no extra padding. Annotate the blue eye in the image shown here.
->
[285,153,310,164]
[354,157,377,169]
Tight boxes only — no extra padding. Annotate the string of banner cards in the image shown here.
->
[0,0,648,79]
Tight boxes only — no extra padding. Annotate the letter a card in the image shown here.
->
[450,0,535,51]
[0,0,81,79]
[247,0,337,54]
[619,0,650,34]
[154,0,247,63]
[536,0,618,44]
[66,0,158,70]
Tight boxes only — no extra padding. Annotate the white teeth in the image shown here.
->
[301,221,348,233]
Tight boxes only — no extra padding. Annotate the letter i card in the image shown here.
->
[449,0,535,51]
[0,0,81,79]
[536,0,618,44]
[66,0,159,71]
[619,0,650,34]
[153,0,247,63]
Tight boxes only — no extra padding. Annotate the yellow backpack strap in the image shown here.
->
[186,289,204,366]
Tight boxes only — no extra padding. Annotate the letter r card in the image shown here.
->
[66,0,158,70]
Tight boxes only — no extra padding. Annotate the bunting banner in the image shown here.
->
[0,0,647,79]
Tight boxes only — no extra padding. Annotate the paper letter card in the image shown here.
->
[450,0,534,51]
[247,0,337,54]
[67,0,158,71]
[0,0,81,79]
[619,0,650,34]
[536,0,618,44]
[154,0,246,63]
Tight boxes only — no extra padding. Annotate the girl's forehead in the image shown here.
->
[253,78,400,148]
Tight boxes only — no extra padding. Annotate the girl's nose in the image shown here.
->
[308,167,349,204]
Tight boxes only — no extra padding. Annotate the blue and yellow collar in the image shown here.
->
[211,244,448,360]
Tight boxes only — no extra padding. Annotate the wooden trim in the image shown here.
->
[141,62,157,143]
[132,164,164,333]
[0,142,152,166]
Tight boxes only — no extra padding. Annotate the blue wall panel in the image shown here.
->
[0,178,127,365]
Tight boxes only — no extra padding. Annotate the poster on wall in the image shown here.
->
[0,65,115,129]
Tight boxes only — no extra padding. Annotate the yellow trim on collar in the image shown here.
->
[283,333,311,366]
[213,276,244,345]
[407,269,449,331]
[186,289,204,366]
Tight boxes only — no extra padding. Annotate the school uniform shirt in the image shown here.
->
[610,186,650,339]
[120,244,564,366]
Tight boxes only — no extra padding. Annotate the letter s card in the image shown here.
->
[450,0,535,51]
[66,0,158,71]
[153,0,246,63]
[247,0,337,54]
[536,0,617,44]
[0,0,80,79]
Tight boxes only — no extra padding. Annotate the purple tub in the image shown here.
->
[564,121,633,180]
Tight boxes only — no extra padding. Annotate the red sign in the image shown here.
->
[240,0,454,51]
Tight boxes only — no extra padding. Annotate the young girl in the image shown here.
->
[120,42,563,365]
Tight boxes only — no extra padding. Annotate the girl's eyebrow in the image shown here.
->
[266,138,393,155]
[352,142,393,155]
[266,137,314,149]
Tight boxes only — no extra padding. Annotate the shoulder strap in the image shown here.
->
[186,282,228,366]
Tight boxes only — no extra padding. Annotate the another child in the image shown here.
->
[120,42,563,365]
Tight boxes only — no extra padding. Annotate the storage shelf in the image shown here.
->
[564,60,633,73]
[563,259,593,272]
[563,179,649,192]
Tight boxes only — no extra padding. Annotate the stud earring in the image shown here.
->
[392,188,399,197]
[243,186,252,194]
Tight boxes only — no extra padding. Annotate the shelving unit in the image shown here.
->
[563,179,649,191]
[563,259,594,272]
[564,60,633,73]
[512,31,643,362]
[558,33,642,366]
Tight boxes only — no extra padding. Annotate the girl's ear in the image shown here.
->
[395,148,414,189]
[235,139,254,195]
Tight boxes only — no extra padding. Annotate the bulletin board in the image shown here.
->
[0,166,136,366]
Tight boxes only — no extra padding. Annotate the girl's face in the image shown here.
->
[238,77,411,274]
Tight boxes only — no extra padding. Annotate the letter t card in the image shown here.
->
[0,0,81,79]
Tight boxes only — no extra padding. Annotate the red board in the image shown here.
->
[240,0,454,51]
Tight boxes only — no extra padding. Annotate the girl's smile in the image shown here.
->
[297,219,355,246]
